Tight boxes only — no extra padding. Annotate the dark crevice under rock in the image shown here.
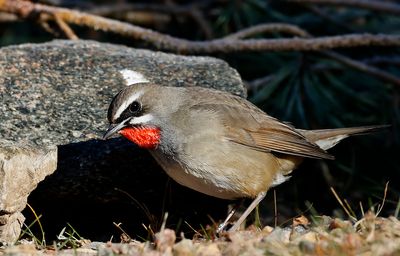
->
[27,138,230,241]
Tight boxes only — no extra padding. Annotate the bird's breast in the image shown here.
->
[119,127,161,149]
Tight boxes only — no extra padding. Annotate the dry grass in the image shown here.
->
[2,212,400,255]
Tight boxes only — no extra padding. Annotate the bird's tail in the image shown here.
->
[299,125,389,150]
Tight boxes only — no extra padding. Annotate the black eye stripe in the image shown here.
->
[114,101,143,124]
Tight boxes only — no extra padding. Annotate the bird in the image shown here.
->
[103,82,385,232]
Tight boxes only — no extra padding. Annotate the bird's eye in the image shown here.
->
[128,101,141,113]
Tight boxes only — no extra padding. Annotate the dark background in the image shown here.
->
[1,0,399,241]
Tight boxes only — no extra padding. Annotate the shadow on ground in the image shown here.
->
[25,138,230,242]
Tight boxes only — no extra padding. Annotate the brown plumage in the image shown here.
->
[104,83,386,231]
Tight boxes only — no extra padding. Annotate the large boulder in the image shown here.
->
[0,40,246,242]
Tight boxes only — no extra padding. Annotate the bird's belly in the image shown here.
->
[149,146,298,200]
[150,150,241,199]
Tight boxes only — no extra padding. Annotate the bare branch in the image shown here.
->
[88,3,195,16]
[287,0,400,15]
[321,51,400,87]
[362,56,400,67]
[54,13,79,40]
[2,0,398,86]
[187,8,213,39]
[38,13,58,36]
[224,23,310,40]
[304,5,356,32]
[233,23,400,88]
[88,3,214,39]
[223,34,399,52]
[245,74,275,93]
[0,12,18,22]
[0,0,399,54]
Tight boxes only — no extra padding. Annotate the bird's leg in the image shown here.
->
[217,202,241,233]
[228,191,267,232]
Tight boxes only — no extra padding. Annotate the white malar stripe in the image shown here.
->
[129,114,154,125]
[119,69,149,86]
[114,90,144,120]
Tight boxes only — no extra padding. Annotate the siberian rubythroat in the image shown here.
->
[103,82,384,231]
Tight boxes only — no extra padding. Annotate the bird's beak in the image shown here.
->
[102,118,131,140]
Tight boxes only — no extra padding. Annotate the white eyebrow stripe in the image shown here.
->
[129,114,154,125]
[114,90,144,120]
[119,69,149,85]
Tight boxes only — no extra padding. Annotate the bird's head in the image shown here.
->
[103,83,169,149]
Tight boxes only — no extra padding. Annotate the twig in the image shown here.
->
[88,2,214,39]
[37,13,59,36]
[246,74,275,93]
[224,23,310,40]
[362,56,400,67]
[184,221,203,238]
[241,25,400,88]
[113,222,132,242]
[2,0,399,86]
[287,0,400,15]
[88,3,198,16]
[54,13,78,40]
[305,5,356,32]
[1,0,399,54]
[321,51,400,87]
[187,8,213,39]
[0,11,18,22]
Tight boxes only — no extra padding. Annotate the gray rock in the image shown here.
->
[0,40,245,146]
[0,140,57,244]
[0,40,246,242]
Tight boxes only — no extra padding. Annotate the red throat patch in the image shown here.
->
[119,127,161,149]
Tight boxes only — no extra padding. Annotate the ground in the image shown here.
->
[1,212,400,256]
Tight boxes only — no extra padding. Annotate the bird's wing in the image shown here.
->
[224,114,334,159]
[188,88,333,160]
